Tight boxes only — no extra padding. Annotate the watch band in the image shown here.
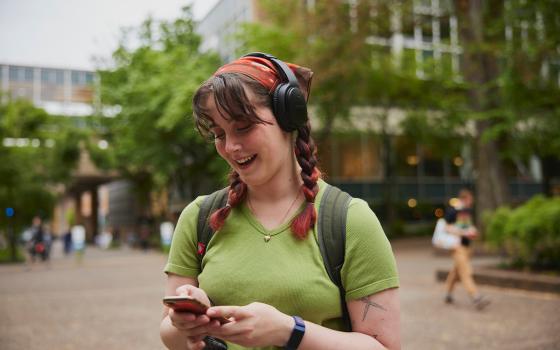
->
[284,316,305,350]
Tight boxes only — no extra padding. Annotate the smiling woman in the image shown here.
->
[160,53,401,350]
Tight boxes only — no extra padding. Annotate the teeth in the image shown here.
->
[236,155,254,164]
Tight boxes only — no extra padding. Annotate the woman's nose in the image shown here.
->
[224,135,241,154]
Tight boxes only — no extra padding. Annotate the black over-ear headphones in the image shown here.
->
[243,52,308,132]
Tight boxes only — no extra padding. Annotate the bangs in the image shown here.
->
[193,73,271,138]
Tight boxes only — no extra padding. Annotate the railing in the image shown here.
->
[330,177,545,204]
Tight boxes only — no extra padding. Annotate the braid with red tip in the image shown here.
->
[291,121,320,239]
[209,171,247,231]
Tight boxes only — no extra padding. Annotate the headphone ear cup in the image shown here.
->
[285,87,308,130]
[272,83,289,130]
[272,83,308,132]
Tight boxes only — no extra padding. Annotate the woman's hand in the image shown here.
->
[464,227,478,239]
[168,284,220,344]
[206,302,294,348]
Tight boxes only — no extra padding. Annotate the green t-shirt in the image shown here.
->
[164,180,399,350]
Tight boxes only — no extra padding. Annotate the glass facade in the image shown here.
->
[0,64,95,115]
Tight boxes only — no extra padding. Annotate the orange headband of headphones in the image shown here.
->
[214,56,313,101]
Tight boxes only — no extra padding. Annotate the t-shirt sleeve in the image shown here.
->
[164,196,206,277]
[341,198,400,301]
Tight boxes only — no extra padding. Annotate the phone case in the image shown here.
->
[163,296,208,314]
[162,296,230,324]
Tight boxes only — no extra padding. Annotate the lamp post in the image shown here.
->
[5,207,17,262]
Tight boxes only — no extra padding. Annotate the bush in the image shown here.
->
[0,247,25,264]
[485,195,560,270]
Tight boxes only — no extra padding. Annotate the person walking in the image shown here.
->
[27,216,49,265]
[443,189,490,310]
[160,53,401,350]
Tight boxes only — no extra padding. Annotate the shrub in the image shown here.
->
[485,195,560,270]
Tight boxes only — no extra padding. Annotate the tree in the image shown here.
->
[0,97,82,261]
[96,7,226,217]
[498,0,560,196]
[453,0,560,226]
[453,0,511,227]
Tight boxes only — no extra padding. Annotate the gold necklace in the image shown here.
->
[247,191,301,242]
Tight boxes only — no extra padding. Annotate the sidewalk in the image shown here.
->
[0,238,558,350]
[392,237,560,350]
[431,241,560,294]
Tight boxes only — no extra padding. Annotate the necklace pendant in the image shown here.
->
[264,235,271,242]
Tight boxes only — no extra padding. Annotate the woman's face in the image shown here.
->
[206,93,294,188]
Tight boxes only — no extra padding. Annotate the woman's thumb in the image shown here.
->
[175,284,195,296]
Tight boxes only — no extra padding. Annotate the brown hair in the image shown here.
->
[192,71,319,239]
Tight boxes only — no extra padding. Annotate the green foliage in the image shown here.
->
[485,195,560,270]
[96,7,228,202]
[0,246,25,264]
[0,97,82,230]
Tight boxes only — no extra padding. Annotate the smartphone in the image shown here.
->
[163,295,230,324]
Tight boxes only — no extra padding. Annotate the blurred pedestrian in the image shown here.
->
[160,53,400,350]
[26,216,49,267]
[443,189,490,310]
[71,224,86,264]
[138,216,151,252]
[63,229,73,255]
[159,219,174,253]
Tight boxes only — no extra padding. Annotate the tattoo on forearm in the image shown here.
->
[360,297,386,321]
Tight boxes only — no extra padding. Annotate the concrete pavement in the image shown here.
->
[0,238,559,349]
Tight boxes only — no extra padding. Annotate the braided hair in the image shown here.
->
[193,73,320,238]
[291,121,320,239]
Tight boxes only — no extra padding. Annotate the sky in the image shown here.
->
[0,0,218,71]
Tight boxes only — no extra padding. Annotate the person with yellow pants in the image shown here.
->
[444,189,490,310]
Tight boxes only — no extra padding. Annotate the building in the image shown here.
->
[195,0,558,222]
[0,63,96,116]
[197,0,258,62]
[0,63,122,239]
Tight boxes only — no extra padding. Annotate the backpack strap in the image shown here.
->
[196,187,229,262]
[317,184,353,331]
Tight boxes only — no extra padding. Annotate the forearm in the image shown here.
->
[296,321,392,350]
[160,315,190,350]
[445,224,464,236]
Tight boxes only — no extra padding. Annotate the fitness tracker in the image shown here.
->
[284,316,305,349]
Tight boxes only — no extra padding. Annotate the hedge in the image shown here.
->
[485,195,560,270]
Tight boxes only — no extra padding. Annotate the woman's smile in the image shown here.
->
[234,154,258,169]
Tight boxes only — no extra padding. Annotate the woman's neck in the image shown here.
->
[247,156,303,204]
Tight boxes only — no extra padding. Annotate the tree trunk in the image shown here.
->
[455,0,510,231]
[381,111,398,230]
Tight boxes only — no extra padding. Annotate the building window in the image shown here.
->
[71,71,94,85]
[72,71,84,85]
[8,66,33,82]
[85,72,94,84]
[25,67,33,81]
[41,68,65,85]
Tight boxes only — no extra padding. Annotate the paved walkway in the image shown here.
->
[0,238,558,350]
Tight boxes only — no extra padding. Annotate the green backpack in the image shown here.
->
[196,184,353,331]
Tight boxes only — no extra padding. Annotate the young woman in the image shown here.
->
[443,189,490,310]
[160,53,400,350]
